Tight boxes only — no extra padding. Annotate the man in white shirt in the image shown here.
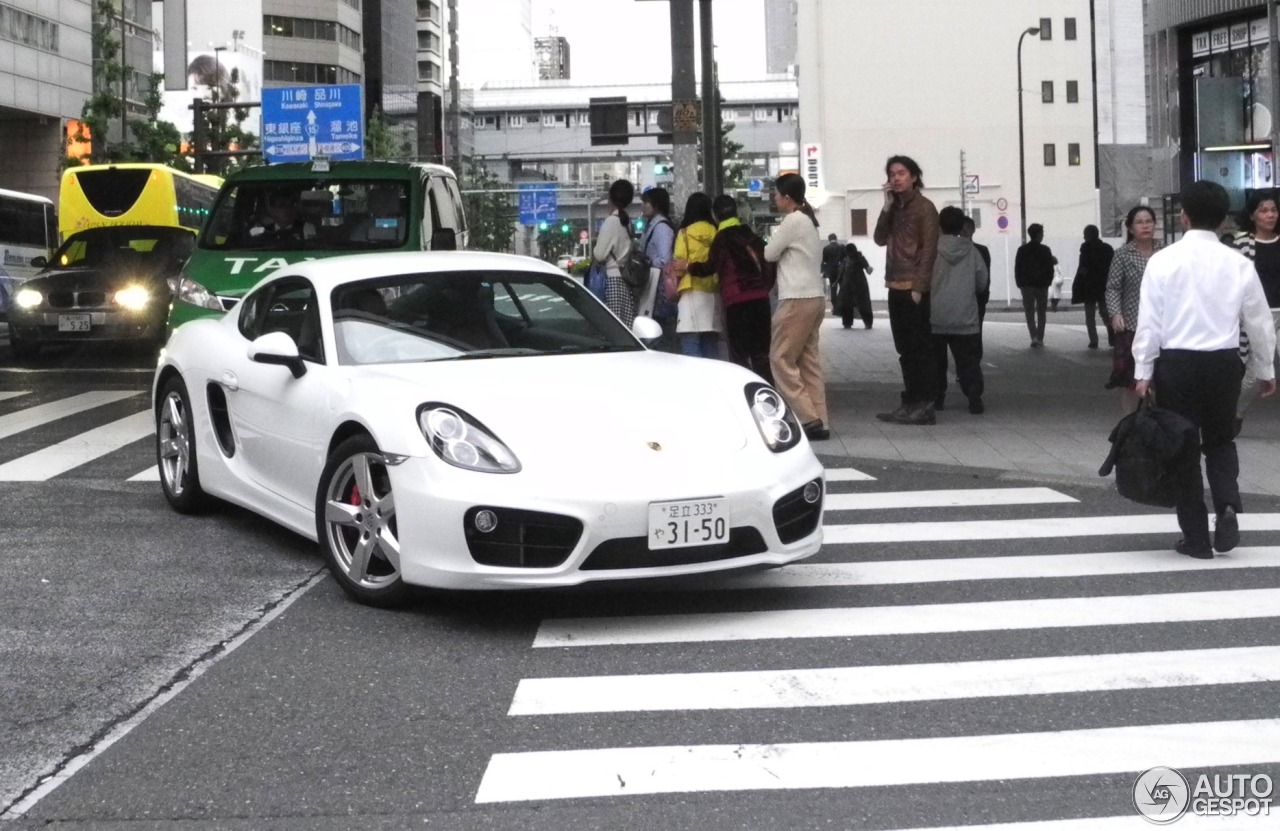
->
[1132,180,1277,558]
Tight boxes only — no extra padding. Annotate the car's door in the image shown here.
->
[228,276,331,507]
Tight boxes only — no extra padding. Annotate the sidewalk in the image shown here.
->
[816,304,1280,497]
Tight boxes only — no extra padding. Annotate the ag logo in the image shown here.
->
[1134,766,1190,824]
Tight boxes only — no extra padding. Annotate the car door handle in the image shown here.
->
[220,370,239,391]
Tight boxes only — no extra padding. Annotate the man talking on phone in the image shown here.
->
[874,155,940,425]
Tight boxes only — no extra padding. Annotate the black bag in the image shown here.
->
[1098,401,1198,508]
[623,218,671,289]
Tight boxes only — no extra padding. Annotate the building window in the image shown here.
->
[1066,80,1079,103]
[507,114,526,128]
[1065,17,1077,40]
[1042,81,1054,103]
[417,60,439,82]
[1040,18,1052,40]
[416,0,440,22]
[849,209,868,237]
[264,60,360,85]
[1068,143,1082,166]
[577,112,590,126]
[264,16,360,50]
[417,30,440,53]
[1044,143,1057,166]
[0,5,60,52]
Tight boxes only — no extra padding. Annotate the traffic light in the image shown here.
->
[538,220,548,231]
[654,163,672,175]
[633,218,645,233]
[560,222,570,233]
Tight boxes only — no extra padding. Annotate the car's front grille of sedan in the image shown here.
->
[580,527,768,571]
[47,290,107,309]
[772,479,824,544]
[463,506,583,568]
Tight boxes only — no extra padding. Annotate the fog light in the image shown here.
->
[474,509,498,533]
[802,480,822,504]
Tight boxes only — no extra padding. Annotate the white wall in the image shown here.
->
[797,0,1100,300]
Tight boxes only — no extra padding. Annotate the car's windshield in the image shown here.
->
[330,270,642,365]
[202,180,409,251]
[47,226,195,271]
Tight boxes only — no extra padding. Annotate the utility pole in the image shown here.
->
[698,0,720,197]
[959,149,968,216]
[669,0,698,215]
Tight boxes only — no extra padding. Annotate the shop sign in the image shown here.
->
[1230,23,1250,49]
[1210,27,1231,53]
[1250,18,1270,46]
[1191,30,1211,57]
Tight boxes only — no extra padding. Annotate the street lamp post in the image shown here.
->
[1017,26,1040,245]
[212,46,227,174]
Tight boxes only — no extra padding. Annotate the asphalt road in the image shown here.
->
[2,338,1279,829]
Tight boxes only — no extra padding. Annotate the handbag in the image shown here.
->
[1098,399,1197,508]
[1106,329,1136,389]
[661,228,687,302]
[585,260,608,301]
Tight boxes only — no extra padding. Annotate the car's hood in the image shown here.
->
[350,351,756,465]
[25,267,168,292]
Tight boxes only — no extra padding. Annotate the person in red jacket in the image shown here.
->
[688,195,774,383]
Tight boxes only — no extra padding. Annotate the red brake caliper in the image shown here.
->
[349,483,362,506]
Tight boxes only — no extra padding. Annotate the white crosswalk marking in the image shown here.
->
[128,466,159,482]
[824,486,1076,510]
[474,718,1280,803]
[532,588,1280,647]
[0,391,30,403]
[0,411,152,481]
[0,390,137,441]
[823,466,876,482]
[824,512,1280,543]
[509,645,1280,715]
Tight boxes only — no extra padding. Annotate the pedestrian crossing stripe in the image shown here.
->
[0,411,153,481]
[473,718,1280,803]
[532,587,1280,647]
[508,644,1280,715]
[128,466,159,482]
[825,512,1280,543]
[0,391,137,441]
[0,391,29,403]
[825,486,1075,510]
[824,467,876,482]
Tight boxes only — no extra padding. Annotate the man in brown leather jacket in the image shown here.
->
[873,155,941,425]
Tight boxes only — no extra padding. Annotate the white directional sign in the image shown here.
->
[261,84,364,163]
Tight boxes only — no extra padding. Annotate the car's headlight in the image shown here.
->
[417,404,521,473]
[745,382,801,452]
[174,275,222,310]
[114,285,151,310]
[14,288,42,310]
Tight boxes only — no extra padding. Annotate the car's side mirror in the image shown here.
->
[631,315,663,343]
[430,227,457,251]
[248,330,307,378]
[30,256,47,269]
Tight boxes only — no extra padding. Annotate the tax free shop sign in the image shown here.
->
[261,85,365,163]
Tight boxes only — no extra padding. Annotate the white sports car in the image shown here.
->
[153,251,824,606]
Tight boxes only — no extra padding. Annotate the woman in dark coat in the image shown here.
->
[837,242,874,329]
[1071,224,1115,349]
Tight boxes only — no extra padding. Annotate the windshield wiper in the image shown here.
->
[450,347,545,360]
[557,344,636,354]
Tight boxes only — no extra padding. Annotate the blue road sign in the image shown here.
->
[748,178,764,193]
[261,85,364,163]
[518,184,558,226]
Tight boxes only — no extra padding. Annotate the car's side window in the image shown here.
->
[238,278,323,363]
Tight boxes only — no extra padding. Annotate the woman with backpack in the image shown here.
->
[635,187,678,350]
[688,195,774,382]
[669,192,723,358]
[593,178,636,326]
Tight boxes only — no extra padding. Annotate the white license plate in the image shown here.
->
[58,314,91,332]
[648,498,729,550]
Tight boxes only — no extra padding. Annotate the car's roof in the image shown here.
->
[269,250,566,289]
[223,160,456,183]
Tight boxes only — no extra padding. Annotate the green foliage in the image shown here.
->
[536,223,578,262]
[365,107,414,161]
[569,259,592,277]
[460,159,517,253]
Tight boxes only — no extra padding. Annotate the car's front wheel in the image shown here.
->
[9,335,38,360]
[316,435,410,607]
[156,376,209,513]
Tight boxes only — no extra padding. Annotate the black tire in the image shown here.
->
[315,435,410,607]
[155,376,210,513]
[10,335,38,360]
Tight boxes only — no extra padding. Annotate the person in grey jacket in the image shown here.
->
[931,206,990,414]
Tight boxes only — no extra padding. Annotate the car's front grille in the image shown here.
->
[580,527,768,571]
[47,290,107,309]
[772,479,823,544]
[463,506,582,568]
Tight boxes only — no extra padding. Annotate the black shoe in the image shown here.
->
[934,397,945,411]
[875,404,909,423]
[802,419,830,441]
[1088,341,1099,349]
[968,396,984,415]
[887,403,936,426]
[864,323,873,330]
[1214,506,1239,553]
[1175,538,1214,559]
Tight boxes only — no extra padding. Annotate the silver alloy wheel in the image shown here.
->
[322,452,402,590]
[157,390,191,497]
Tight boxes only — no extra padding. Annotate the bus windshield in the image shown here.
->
[59,164,221,238]
[0,188,57,283]
[201,180,410,252]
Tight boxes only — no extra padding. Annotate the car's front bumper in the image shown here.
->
[9,308,166,343]
[387,450,825,590]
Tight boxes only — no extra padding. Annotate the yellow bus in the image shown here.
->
[59,164,222,239]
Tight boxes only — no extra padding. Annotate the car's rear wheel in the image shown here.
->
[156,376,209,513]
[316,435,410,607]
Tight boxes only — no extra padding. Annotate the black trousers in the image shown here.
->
[840,273,874,329]
[933,332,984,402]
[1152,349,1244,547]
[1020,287,1048,341]
[1083,300,1114,347]
[725,298,774,385]
[887,289,936,405]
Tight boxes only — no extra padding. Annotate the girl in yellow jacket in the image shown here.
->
[670,192,724,358]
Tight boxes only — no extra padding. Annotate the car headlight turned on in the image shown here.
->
[174,275,223,310]
[745,382,802,452]
[114,285,151,310]
[418,403,521,473]
[14,288,42,310]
